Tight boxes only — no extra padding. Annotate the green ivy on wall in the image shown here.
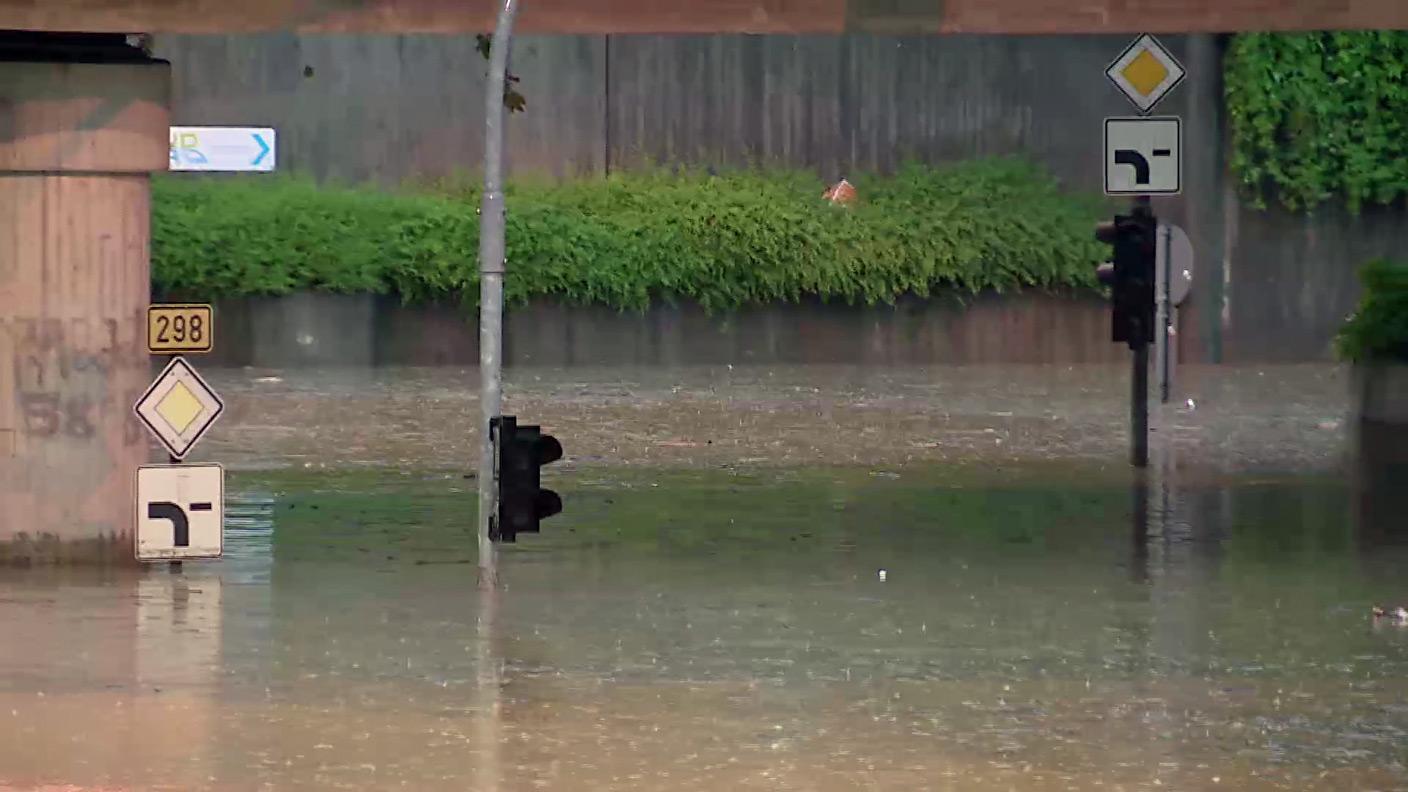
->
[1225,31,1408,213]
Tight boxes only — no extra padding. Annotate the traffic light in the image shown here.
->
[1094,206,1158,349]
[491,416,563,543]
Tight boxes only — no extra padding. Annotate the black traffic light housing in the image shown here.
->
[1094,206,1158,349]
[491,416,563,543]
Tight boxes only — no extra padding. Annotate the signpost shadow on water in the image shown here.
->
[474,583,504,792]
[1128,442,1228,590]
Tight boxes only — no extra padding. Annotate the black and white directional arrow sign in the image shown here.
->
[1104,116,1181,196]
[136,464,224,561]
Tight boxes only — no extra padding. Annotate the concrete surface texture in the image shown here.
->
[7,0,1406,34]
[197,292,1127,369]
[0,59,170,563]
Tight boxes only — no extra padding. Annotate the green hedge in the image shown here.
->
[1226,32,1408,212]
[1338,259,1408,363]
[152,159,1106,312]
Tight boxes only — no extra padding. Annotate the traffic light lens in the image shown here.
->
[536,436,563,466]
[536,490,562,520]
[1095,220,1119,245]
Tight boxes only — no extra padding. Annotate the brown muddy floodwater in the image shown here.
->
[192,363,1352,473]
[3,364,1406,791]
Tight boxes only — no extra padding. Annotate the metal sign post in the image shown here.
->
[477,0,520,591]
[1154,224,1195,404]
[136,309,225,564]
[1155,224,1172,404]
[1130,198,1152,470]
[1101,33,1187,469]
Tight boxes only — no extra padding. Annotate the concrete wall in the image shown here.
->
[200,291,1124,369]
[1225,205,1408,362]
[154,33,1152,190]
[151,32,1403,365]
[154,33,608,183]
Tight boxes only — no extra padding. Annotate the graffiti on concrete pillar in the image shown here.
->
[17,391,60,437]
[1,313,142,444]
[17,391,95,439]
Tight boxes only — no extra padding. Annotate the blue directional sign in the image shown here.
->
[170,127,277,172]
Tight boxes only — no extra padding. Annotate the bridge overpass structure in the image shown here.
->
[1,1,1403,562]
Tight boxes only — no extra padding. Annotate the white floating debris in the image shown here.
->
[877,569,887,582]
[254,376,283,384]
[1186,398,1196,410]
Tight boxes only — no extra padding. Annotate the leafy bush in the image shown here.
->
[1337,259,1408,363]
[1226,32,1408,212]
[152,160,1106,311]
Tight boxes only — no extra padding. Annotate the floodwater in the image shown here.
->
[4,364,1407,791]
[195,363,1352,472]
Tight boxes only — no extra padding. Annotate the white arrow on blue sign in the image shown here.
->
[170,127,277,172]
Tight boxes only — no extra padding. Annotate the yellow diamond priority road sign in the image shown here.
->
[1106,34,1185,114]
[134,357,225,460]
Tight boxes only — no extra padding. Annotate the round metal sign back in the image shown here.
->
[1160,223,1194,306]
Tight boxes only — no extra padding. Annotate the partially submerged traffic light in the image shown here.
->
[490,416,563,543]
[1094,205,1157,349]
[1095,203,1159,469]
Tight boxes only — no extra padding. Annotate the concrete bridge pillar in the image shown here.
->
[0,41,170,563]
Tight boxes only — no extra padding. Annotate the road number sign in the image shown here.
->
[136,464,224,560]
[148,304,213,354]
[1104,116,1182,196]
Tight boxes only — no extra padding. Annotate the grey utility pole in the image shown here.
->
[477,0,519,590]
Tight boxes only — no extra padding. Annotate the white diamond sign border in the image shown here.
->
[133,356,226,460]
[1105,34,1186,115]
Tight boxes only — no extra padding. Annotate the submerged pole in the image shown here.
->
[477,0,519,590]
